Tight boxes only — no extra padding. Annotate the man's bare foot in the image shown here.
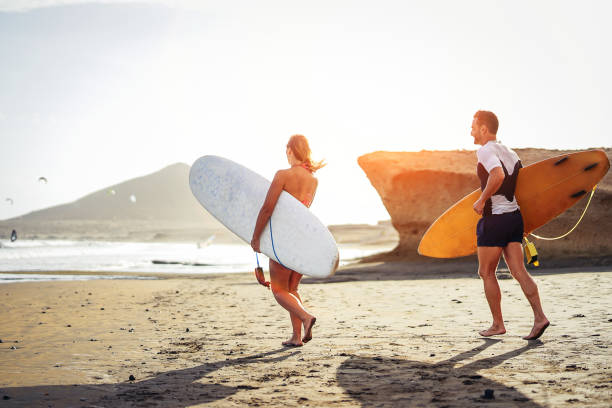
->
[479,325,506,337]
[522,320,550,340]
[282,338,303,347]
[302,316,316,343]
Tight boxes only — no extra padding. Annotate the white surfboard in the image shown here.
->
[189,155,339,278]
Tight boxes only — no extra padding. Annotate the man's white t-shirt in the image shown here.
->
[476,141,521,215]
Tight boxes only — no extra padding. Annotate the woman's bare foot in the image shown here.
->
[479,324,506,337]
[522,320,550,340]
[302,316,316,343]
[282,337,303,347]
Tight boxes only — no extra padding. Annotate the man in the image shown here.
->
[471,110,550,340]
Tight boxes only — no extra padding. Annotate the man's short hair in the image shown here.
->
[474,111,499,135]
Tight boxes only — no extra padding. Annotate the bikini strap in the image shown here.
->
[299,163,313,173]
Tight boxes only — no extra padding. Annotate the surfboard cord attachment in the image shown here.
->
[529,185,597,241]
[523,236,539,266]
[269,218,288,268]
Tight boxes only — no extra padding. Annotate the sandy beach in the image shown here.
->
[1,266,611,407]
[3,2,612,407]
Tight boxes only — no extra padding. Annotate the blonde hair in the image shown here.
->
[287,134,326,172]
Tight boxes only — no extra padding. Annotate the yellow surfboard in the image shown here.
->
[418,150,610,258]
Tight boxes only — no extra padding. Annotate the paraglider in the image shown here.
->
[5,198,13,205]
[38,177,48,184]
[10,229,17,242]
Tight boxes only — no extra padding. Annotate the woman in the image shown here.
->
[250,134,325,347]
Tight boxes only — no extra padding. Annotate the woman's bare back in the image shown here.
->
[281,166,318,207]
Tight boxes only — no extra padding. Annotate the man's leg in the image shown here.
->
[502,242,550,340]
[478,246,506,336]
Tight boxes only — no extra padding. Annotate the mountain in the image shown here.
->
[14,163,217,222]
[0,163,233,242]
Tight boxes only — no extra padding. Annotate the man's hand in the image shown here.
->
[473,198,485,215]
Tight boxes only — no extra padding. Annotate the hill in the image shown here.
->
[0,163,236,243]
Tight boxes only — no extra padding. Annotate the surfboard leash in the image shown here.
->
[529,184,597,241]
[252,218,287,270]
[523,185,598,267]
[269,218,288,268]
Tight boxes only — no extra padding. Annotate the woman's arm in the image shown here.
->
[251,171,285,252]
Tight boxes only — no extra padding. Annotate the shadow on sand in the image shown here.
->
[337,338,546,407]
[1,348,298,407]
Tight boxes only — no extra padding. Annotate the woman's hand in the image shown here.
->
[251,237,261,253]
[254,266,270,288]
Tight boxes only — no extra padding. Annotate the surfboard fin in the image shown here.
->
[523,237,539,267]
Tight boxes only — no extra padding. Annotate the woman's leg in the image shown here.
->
[287,271,304,341]
[288,271,316,343]
[269,260,314,345]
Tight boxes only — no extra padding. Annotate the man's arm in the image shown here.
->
[473,167,504,215]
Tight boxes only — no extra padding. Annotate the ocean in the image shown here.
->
[0,239,389,283]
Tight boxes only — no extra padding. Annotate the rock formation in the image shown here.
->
[358,148,612,263]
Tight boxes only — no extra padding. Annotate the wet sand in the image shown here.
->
[0,267,611,407]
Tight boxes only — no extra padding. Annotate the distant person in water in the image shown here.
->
[251,134,325,347]
[471,110,550,340]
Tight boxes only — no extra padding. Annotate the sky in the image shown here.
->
[0,0,610,225]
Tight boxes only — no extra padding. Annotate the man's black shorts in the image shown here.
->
[476,209,524,247]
